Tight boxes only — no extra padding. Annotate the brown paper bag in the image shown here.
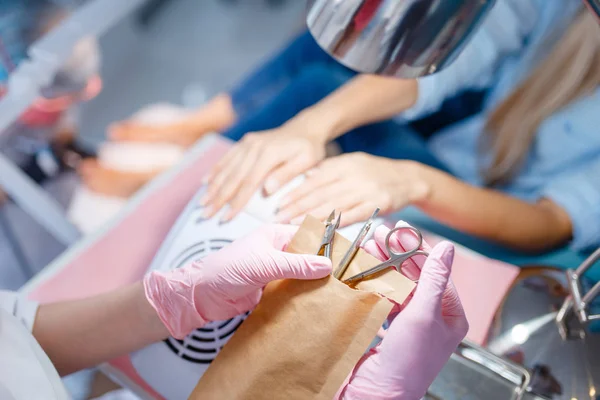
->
[189,216,416,400]
[290,215,416,304]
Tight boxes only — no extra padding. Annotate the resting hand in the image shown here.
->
[143,224,332,339]
[108,121,206,147]
[202,116,328,222]
[340,222,468,400]
[109,94,236,146]
[276,153,432,227]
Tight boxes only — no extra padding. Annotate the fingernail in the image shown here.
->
[306,168,317,176]
[199,195,209,206]
[202,206,214,218]
[220,210,234,224]
[276,212,291,223]
[290,216,303,225]
[202,176,209,185]
[264,178,279,196]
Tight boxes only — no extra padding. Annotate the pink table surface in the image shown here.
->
[24,135,519,398]
[424,234,519,345]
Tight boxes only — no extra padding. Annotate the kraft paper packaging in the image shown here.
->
[189,216,416,400]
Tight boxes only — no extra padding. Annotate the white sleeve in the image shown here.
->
[401,0,539,120]
[0,291,39,332]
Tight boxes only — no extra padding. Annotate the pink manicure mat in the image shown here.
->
[23,135,519,398]
[423,234,520,344]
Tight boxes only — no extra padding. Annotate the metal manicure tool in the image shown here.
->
[332,208,380,279]
[316,210,341,260]
[343,225,429,285]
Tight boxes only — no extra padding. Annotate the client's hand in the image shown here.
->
[276,153,432,227]
[144,224,332,339]
[202,115,328,222]
[340,222,469,400]
[109,94,236,147]
[78,158,159,198]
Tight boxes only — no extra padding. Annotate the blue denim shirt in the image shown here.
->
[426,0,600,251]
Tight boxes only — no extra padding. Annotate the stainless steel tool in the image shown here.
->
[333,208,379,279]
[317,210,341,260]
[343,224,428,285]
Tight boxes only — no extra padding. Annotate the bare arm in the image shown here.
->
[417,165,573,253]
[296,75,418,142]
[32,282,168,376]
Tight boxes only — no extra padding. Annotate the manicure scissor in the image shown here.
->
[317,210,341,260]
[343,225,429,284]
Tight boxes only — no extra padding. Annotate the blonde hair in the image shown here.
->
[482,11,600,186]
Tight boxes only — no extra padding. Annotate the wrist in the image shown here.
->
[291,106,342,143]
[135,281,171,341]
[398,160,437,206]
[143,270,208,339]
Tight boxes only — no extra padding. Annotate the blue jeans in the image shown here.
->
[224,61,450,172]
[228,30,353,119]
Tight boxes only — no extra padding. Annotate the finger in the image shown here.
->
[213,149,263,220]
[341,202,379,228]
[276,181,346,223]
[375,221,423,280]
[108,122,131,141]
[412,241,455,312]
[265,251,333,282]
[202,146,243,198]
[278,165,339,210]
[264,155,309,196]
[267,224,301,251]
[202,149,253,216]
[442,279,469,336]
[372,225,392,257]
[362,239,388,261]
[223,150,290,221]
[78,157,97,176]
[204,144,244,185]
[282,179,374,225]
[109,122,167,143]
[393,220,433,252]
[287,204,341,226]
[309,190,373,228]
[298,203,342,225]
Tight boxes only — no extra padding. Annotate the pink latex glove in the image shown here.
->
[144,224,332,339]
[339,222,469,400]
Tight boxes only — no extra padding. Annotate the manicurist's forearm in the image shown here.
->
[300,75,418,141]
[32,282,168,376]
[416,166,573,253]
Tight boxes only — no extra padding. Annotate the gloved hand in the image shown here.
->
[339,222,469,400]
[144,224,332,339]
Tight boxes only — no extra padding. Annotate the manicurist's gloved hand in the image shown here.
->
[340,222,469,400]
[144,224,332,339]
